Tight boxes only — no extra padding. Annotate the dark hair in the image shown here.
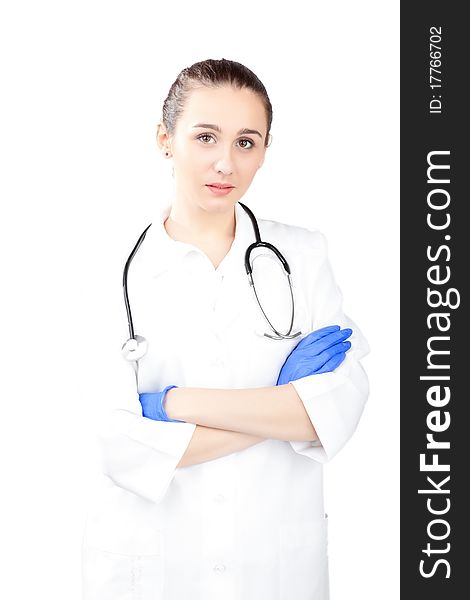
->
[161,58,273,147]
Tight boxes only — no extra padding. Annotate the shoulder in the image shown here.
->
[256,214,329,259]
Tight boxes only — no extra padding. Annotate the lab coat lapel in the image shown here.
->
[137,201,197,279]
[208,202,258,334]
[211,261,254,334]
[138,200,259,332]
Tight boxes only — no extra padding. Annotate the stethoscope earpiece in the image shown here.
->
[121,334,148,361]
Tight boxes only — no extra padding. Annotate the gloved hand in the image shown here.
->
[139,385,185,422]
[276,325,352,385]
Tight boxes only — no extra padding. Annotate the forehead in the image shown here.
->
[179,85,267,131]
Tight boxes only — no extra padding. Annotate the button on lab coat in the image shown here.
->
[82,200,370,600]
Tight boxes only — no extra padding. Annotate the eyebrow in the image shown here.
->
[191,123,263,139]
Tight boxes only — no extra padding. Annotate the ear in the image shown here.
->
[258,147,268,169]
[258,134,271,168]
[156,121,171,154]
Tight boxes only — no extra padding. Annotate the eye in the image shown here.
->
[238,138,255,149]
[196,133,216,144]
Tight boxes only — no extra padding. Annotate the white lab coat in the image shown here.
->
[81,200,370,600]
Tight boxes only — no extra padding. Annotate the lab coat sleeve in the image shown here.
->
[90,316,197,505]
[288,231,370,463]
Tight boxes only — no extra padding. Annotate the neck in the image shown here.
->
[165,193,236,242]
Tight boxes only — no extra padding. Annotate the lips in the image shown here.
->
[206,183,234,189]
[205,183,235,197]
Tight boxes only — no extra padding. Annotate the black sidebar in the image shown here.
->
[401,3,468,598]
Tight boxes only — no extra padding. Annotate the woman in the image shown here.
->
[82,58,369,600]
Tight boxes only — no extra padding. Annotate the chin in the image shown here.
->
[200,191,239,209]
[203,199,237,214]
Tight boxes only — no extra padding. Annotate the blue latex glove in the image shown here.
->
[139,385,185,422]
[276,325,352,385]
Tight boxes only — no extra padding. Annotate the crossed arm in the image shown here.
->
[164,384,318,468]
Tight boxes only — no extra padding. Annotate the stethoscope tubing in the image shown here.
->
[123,223,152,340]
[122,202,300,360]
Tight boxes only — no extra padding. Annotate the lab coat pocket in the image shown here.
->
[249,268,311,340]
[82,505,165,600]
[246,248,309,334]
[246,287,311,386]
[279,515,329,600]
[82,542,165,600]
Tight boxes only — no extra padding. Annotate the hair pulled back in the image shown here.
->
[161,58,273,148]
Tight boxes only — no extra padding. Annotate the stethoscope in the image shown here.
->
[122,201,302,361]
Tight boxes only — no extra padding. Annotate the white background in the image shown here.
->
[0,1,399,598]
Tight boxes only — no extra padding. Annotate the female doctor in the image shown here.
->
[81,58,370,600]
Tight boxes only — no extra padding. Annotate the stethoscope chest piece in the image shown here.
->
[121,334,148,361]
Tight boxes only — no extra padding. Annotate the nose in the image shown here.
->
[214,146,234,175]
